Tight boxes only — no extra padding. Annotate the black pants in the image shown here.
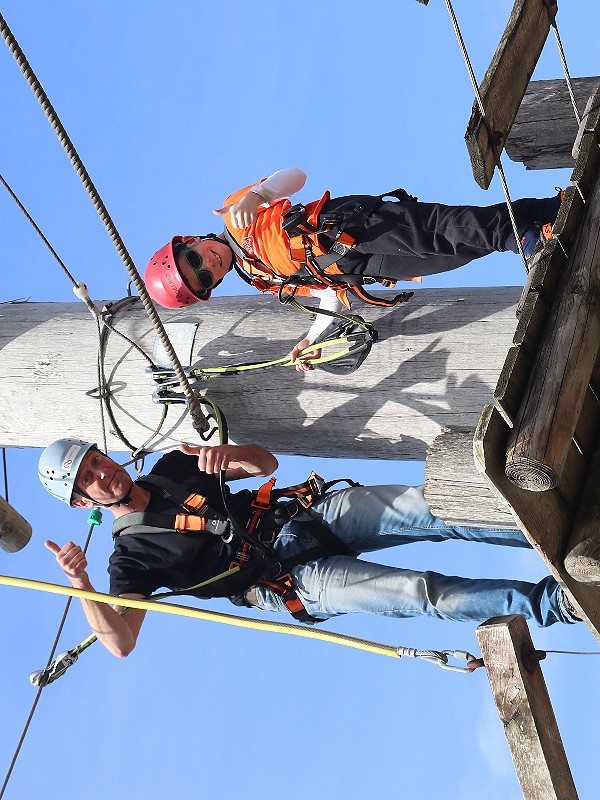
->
[318,194,549,280]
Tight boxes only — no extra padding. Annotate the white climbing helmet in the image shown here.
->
[38,439,95,505]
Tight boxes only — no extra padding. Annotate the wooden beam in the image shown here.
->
[564,430,600,583]
[507,77,600,170]
[474,404,600,642]
[476,615,579,800]
[505,119,600,490]
[0,496,32,553]
[465,0,557,189]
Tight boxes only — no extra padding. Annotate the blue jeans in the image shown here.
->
[250,485,575,626]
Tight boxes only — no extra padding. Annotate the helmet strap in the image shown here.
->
[74,474,135,509]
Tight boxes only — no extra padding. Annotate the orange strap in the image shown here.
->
[174,514,206,533]
[252,477,276,510]
[183,493,207,510]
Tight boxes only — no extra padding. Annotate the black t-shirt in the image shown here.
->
[108,451,252,598]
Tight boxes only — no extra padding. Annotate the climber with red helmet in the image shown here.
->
[145,167,562,371]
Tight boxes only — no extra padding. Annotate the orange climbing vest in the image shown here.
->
[222,181,350,301]
[223,180,416,309]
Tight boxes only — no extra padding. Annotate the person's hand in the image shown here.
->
[45,540,89,586]
[289,337,322,373]
[213,191,264,229]
[179,444,239,474]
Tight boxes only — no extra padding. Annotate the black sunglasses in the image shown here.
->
[180,247,213,290]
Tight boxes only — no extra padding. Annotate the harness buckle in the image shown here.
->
[252,477,276,510]
[282,203,310,234]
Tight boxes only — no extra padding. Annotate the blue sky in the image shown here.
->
[1,2,599,798]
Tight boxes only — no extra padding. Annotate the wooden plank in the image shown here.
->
[513,290,548,350]
[571,130,600,199]
[507,77,600,170]
[476,615,579,800]
[494,345,531,425]
[556,440,588,514]
[516,237,568,317]
[505,140,600,490]
[474,404,600,642]
[564,433,600,583]
[552,185,583,253]
[465,0,556,189]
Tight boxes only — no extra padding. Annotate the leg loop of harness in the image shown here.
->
[281,191,418,308]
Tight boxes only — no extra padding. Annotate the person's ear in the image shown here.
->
[181,235,201,246]
[72,496,94,509]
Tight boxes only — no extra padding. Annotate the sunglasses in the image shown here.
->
[181,247,213,290]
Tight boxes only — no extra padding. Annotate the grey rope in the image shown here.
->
[551,21,582,126]
[544,649,600,656]
[0,12,208,435]
[444,0,529,272]
[94,315,109,455]
[1,449,8,502]
[0,520,97,800]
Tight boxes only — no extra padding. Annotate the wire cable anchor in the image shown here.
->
[396,646,483,673]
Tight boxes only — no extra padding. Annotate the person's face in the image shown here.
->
[73,449,132,506]
[176,237,232,295]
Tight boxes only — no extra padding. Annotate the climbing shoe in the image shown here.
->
[520,190,564,269]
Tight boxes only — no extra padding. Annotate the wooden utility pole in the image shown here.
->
[477,615,579,800]
[0,496,31,552]
[506,77,600,170]
[0,288,521,460]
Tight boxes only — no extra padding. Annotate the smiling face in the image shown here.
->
[176,236,233,295]
[73,449,133,507]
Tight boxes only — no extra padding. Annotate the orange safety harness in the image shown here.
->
[223,188,418,311]
[112,472,360,624]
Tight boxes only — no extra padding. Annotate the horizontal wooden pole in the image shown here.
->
[506,77,600,170]
[424,427,517,528]
[0,288,522,460]
[476,615,578,800]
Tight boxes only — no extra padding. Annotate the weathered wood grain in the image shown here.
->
[0,496,32,553]
[564,431,600,583]
[424,428,517,528]
[0,288,522,460]
[507,77,600,170]
[505,127,600,490]
[465,0,556,189]
[474,404,600,641]
[477,615,579,800]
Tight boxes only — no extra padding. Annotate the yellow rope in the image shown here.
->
[0,574,400,659]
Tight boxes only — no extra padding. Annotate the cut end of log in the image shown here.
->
[0,497,33,553]
[505,457,559,491]
[564,540,600,584]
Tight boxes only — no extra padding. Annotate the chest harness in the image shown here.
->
[112,472,360,624]
[223,188,417,311]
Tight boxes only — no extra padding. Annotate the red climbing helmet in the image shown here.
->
[145,236,210,309]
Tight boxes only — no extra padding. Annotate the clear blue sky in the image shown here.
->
[1,2,598,798]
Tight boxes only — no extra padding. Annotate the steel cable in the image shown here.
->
[0,12,208,435]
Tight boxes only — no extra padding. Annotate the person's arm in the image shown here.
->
[44,540,146,658]
[214,168,307,229]
[289,288,346,373]
[178,443,278,481]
